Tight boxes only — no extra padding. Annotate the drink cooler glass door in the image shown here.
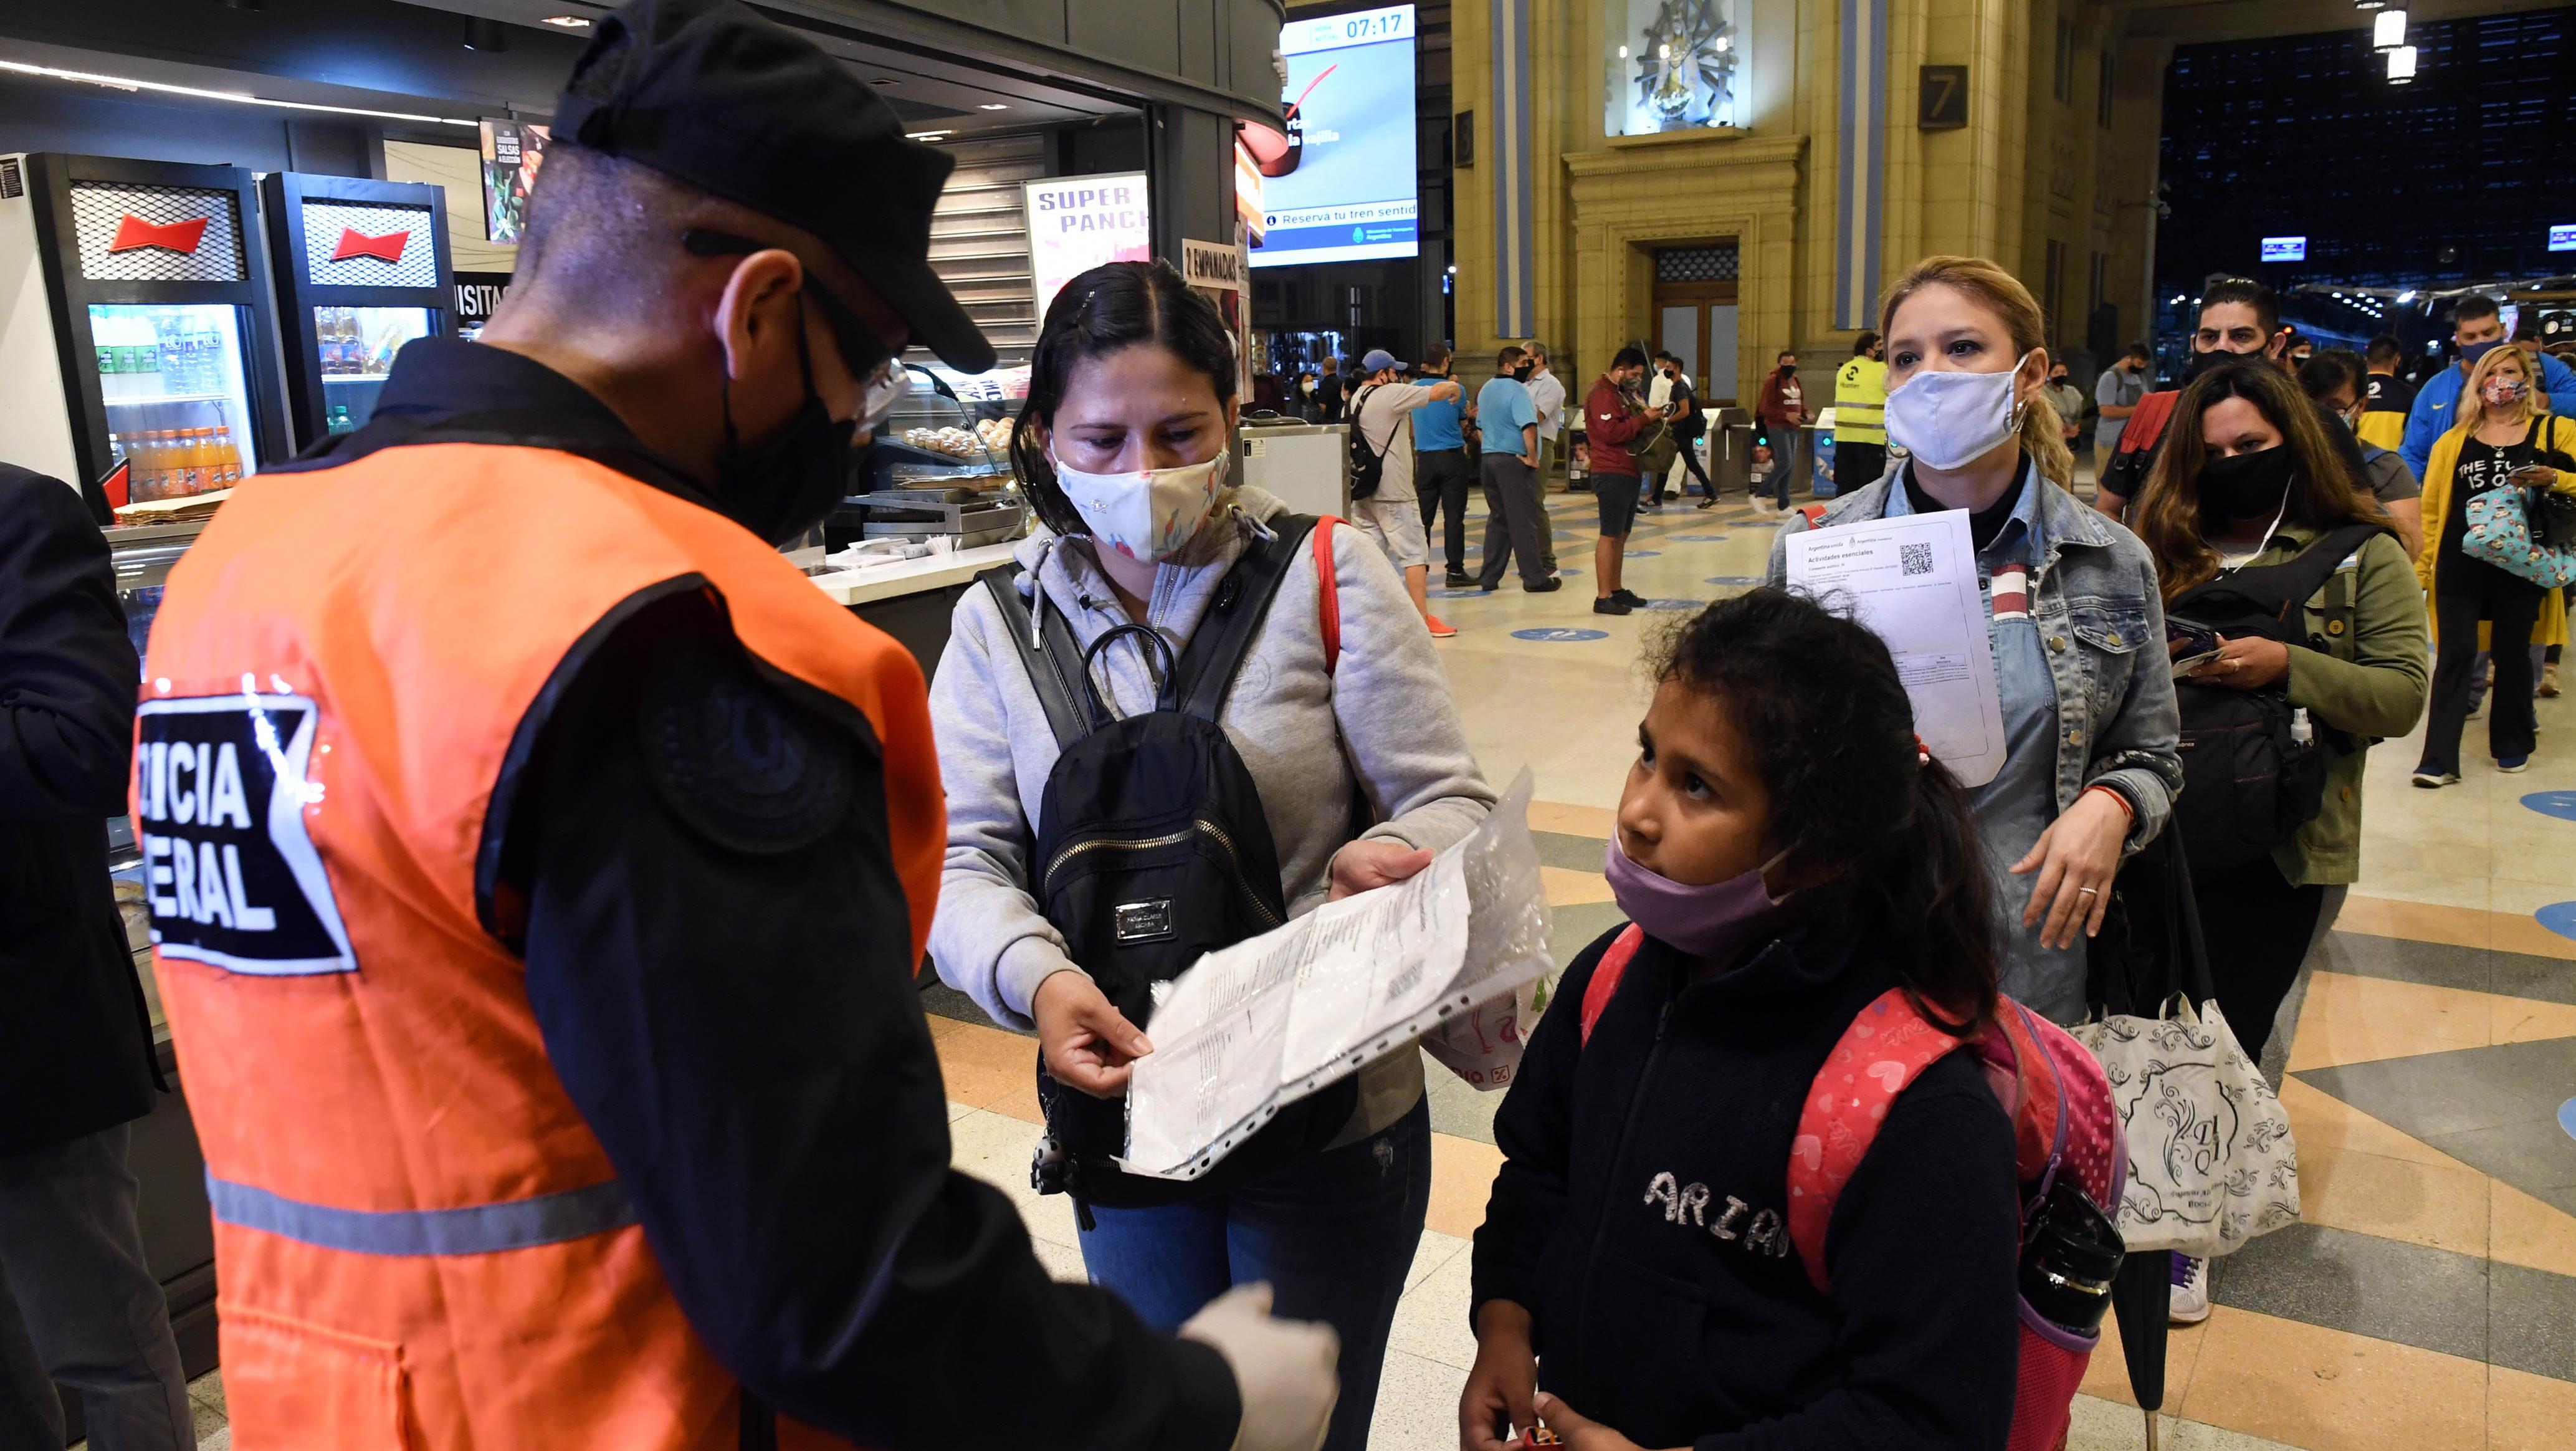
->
[91,302,259,504]
[318,305,432,435]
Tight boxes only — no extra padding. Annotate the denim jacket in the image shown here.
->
[1767,468,2183,855]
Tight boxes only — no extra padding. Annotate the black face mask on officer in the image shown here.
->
[715,304,856,547]
[2198,444,2294,523]
[1514,360,1537,381]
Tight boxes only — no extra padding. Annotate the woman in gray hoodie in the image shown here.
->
[930,262,1495,1451]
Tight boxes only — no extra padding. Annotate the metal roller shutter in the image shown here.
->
[918,132,1046,370]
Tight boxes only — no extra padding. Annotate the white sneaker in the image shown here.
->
[2169,1253,2210,1325]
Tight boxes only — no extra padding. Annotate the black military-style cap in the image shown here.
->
[551,0,996,373]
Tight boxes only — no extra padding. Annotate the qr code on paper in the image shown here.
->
[1900,543,1934,577]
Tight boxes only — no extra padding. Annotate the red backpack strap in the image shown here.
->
[1312,515,1343,674]
[2118,390,2178,455]
[1797,502,1828,529]
[1577,924,1647,1046]
[1784,989,1962,1294]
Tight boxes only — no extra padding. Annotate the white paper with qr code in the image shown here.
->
[1782,506,2007,787]
[1120,771,1556,1180]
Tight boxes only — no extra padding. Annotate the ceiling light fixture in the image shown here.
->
[2352,0,2386,11]
[2373,9,2407,51]
[978,102,1009,110]
[0,57,477,126]
[2387,44,2417,83]
[539,14,593,27]
[906,130,951,141]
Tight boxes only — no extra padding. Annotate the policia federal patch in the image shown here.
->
[135,691,356,975]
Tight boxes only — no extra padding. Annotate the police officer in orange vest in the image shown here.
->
[133,2,1338,1448]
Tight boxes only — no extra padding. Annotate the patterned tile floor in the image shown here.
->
[146,478,2576,1451]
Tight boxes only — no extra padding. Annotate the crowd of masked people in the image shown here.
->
[5,11,2566,1451]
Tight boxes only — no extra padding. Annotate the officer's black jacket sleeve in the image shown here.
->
[506,590,1240,1451]
[0,465,138,818]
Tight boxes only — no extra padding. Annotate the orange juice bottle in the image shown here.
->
[211,424,240,486]
[175,429,203,494]
[123,433,150,500]
[139,431,171,499]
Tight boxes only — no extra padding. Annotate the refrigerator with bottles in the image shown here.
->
[259,171,451,450]
[0,153,289,517]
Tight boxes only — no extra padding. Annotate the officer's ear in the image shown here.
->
[710,249,808,387]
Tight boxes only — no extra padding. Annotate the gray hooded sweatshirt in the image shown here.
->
[929,486,1497,1140]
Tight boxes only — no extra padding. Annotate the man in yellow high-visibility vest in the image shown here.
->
[1833,332,1889,491]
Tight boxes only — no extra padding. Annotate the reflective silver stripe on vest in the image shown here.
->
[207,1173,637,1257]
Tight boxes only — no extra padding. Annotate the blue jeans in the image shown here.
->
[1768,428,1806,507]
[1079,1095,1431,1451]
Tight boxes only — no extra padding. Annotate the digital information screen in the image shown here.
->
[1252,5,1419,269]
[2259,236,2308,263]
[2550,224,2576,254]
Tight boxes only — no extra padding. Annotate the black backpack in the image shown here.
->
[2167,522,2385,869]
[1347,384,1388,499]
[976,520,1359,1213]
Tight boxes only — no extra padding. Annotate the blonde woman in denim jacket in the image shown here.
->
[1772,257,2183,1023]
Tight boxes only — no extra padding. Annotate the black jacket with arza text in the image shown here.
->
[1473,917,2020,1451]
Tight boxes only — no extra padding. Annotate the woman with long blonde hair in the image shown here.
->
[2410,343,2576,784]
[1770,256,2182,1025]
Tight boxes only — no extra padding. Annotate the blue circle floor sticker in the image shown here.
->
[2537,901,2576,942]
[1623,550,1661,559]
[1640,598,1705,611]
[1705,575,1764,587]
[1512,627,1610,643]
[1667,534,1730,543]
[2524,791,2576,822]
[2562,1097,2576,1143]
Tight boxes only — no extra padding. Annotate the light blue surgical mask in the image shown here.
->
[1884,351,2037,471]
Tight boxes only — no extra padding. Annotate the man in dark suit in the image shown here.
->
[0,462,191,1451]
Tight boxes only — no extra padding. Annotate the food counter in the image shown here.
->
[810,540,1023,680]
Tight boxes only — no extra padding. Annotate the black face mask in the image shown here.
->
[1778,363,1797,377]
[2051,373,2071,386]
[2198,445,2294,523]
[715,310,856,547]
[2179,346,2261,386]
[1514,362,1537,381]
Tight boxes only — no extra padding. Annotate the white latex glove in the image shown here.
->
[1179,1283,1339,1451]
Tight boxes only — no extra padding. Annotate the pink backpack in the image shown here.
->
[1578,925,2124,1451]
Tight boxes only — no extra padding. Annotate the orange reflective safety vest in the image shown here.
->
[135,440,942,1450]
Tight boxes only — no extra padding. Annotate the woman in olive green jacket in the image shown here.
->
[2129,360,2429,1065]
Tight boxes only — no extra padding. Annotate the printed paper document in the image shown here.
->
[1782,506,2008,787]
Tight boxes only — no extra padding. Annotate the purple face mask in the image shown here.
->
[1602,833,1795,962]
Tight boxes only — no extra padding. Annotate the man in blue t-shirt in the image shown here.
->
[1474,347,1557,593]
[1411,346,1478,585]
